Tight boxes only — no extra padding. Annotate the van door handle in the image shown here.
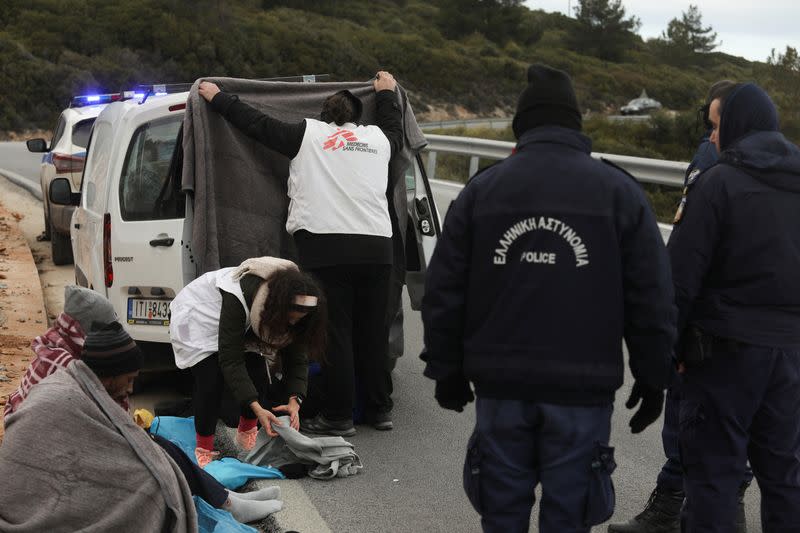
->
[149,237,175,247]
[74,223,81,229]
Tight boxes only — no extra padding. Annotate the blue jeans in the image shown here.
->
[680,344,800,532]
[464,397,615,533]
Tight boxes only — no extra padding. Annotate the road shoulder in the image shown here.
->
[0,202,48,442]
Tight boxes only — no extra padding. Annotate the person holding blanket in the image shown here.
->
[170,256,326,467]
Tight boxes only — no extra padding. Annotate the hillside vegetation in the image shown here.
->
[1,0,798,153]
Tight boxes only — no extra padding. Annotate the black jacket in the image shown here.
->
[218,274,308,407]
[668,130,800,348]
[421,126,676,406]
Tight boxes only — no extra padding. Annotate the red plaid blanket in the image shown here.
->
[3,312,84,420]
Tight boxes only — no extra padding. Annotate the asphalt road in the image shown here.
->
[0,141,762,532]
[0,142,42,184]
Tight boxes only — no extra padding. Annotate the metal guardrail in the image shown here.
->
[422,134,687,188]
[420,118,513,131]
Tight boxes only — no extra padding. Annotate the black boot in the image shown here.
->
[736,482,749,533]
[607,487,683,533]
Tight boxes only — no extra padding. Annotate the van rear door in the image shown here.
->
[109,112,186,343]
[404,154,441,309]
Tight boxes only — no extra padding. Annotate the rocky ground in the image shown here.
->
[0,175,73,442]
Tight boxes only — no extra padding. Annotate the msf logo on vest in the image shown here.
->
[323,129,358,151]
[322,128,380,154]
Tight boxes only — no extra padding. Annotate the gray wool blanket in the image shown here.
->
[244,416,363,480]
[0,361,197,533]
[181,76,427,275]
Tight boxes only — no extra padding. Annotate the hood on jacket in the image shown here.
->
[719,83,800,192]
[719,83,779,151]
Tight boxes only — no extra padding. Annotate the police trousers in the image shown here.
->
[657,381,753,492]
[680,343,800,532]
[464,397,615,533]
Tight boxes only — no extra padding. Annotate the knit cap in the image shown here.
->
[512,64,582,138]
[82,322,143,377]
[63,286,117,334]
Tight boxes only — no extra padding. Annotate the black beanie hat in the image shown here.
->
[82,321,143,377]
[512,64,582,139]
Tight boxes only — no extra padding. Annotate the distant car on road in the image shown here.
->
[26,94,122,264]
[620,89,662,116]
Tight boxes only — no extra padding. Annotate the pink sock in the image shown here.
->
[196,433,215,451]
[238,416,257,432]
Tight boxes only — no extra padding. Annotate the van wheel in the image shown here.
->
[50,221,73,265]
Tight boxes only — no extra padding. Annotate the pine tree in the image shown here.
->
[570,0,641,62]
[662,5,718,54]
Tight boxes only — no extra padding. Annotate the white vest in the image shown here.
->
[169,267,250,369]
[286,119,392,237]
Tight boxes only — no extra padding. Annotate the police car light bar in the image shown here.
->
[69,92,126,108]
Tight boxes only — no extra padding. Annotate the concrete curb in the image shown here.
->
[0,168,42,201]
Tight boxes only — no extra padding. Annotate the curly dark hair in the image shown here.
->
[257,269,327,362]
[320,92,360,125]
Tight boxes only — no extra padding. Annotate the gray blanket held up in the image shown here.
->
[0,361,197,533]
[182,77,427,275]
[244,416,363,480]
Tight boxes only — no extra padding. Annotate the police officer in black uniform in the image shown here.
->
[609,80,753,533]
[668,82,800,532]
[420,64,677,533]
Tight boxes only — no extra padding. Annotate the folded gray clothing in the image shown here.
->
[244,416,363,480]
[308,456,363,480]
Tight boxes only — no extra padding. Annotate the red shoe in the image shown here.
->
[235,427,258,451]
[194,446,220,468]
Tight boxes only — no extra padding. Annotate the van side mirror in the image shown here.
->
[26,138,49,153]
[49,178,80,206]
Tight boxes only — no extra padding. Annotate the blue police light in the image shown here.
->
[70,92,125,108]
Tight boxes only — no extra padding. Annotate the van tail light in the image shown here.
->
[103,213,113,287]
[52,153,85,174]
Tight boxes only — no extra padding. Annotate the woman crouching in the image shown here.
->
[170,257,326,467]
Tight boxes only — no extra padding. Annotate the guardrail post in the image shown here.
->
[426,151,437,180]
[468,155,479,178]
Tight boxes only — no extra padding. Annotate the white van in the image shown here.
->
[49,84,441,366]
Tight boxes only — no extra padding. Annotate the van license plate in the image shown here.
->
[127,298,171,326]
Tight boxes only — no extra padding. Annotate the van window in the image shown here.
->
[119,115,183,221]
[82,121,113,213]
[72,119,95,150]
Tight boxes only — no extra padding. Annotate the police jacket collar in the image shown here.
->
[516,126,592,154]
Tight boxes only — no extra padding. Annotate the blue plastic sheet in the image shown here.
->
[205,457,284,490]
[150,416,198,462]
[194,496,258,533]
[150,416,284,489]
